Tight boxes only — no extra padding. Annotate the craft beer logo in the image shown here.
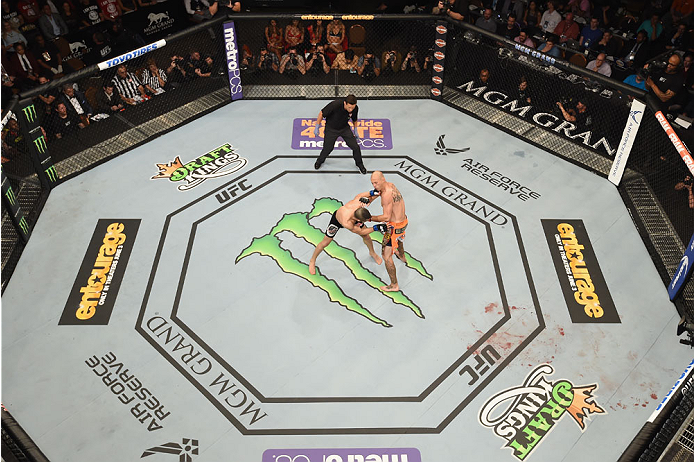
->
[262,448,422,462]
[479,364,605,460]
[60,219,140,325]
[541,219,619,323]
[291,118,393,150]
[235,197,432,327]
[141,438,198,461]
[151,143,247,191]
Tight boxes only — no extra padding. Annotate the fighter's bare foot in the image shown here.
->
[309,261,317,275]
[380,284,400,292]
[371,253,383,265]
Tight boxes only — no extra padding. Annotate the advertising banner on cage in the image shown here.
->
[609,99,645,186]
[655,110,694,177]
[668,232,694,301]
[223,21,243,101]
[430,20,447,100]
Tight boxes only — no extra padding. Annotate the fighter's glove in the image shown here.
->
[369,189,379,197]
[359,197,370,204]
[373,224,388,233]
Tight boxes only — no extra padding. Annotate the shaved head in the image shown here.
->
[371,171,385,181]
[370,170,386,193]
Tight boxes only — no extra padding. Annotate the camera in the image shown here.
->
[638,59,666,79]
[438,0,451,12]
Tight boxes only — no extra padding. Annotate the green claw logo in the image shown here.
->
[45,165,57,182]
[33,135,47,155]
[22,105,36,124]
[5,187,16,206]
[18,216,28,235]
[236,197,432,327]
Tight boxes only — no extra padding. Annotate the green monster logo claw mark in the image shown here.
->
[33,135,47,155]
[22,105,36,124]
[18,216,29,235]
[45,165,57,182]
[5,187,16,206]
[236,197,432,327]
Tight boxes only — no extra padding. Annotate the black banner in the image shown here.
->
[430,20,447,100]
[60,219,140,325]
[542,219,619,323]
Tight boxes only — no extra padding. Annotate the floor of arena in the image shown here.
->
[3,99,692,462]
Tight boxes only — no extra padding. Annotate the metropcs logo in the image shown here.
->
[151,143,247,191]
[479,364,605,460]
[262,448,421,462]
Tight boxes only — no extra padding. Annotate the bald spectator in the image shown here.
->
[475,8,497,33]
[587,52,612,76]
[554,12,580,43]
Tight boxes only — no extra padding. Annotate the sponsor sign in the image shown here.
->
[668,231,694,300]
[479,364,605,461]
[650,359,694,421]
[291,118,393,150]
[542,219,619,323]
[262,448,421,462]
[142,439,198,460]
[151,143,248,191]
[60,219,140,325]
[223,21,243,101]
[431,20,447,100]
[460,157,540,201]
[655,110,694,176]
[98,40,166,70]
[609,99,645,185]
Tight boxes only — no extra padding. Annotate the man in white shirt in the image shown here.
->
[541,1,562,33]
[586,52,612,77]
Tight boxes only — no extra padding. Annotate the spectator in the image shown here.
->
[1,118,24,162]
[357,50,380,81]
[498,0,525,22]
[666,23,691,50]
[586,52,612,76]
[567,0,590,18]
[38,4,68,39]
[554,12,580,43]
[8,42,39,88]
[666,0,694,28]
[498,12,521,40]
[109,19,144,54]
[523,1,542,34]
[401,45,421,72]
[538,36,562,57]
[214,0,240,16]
[674,176,694,209]
[48,102,82,139]
[239,44,256,71]
[95,82,124,113]
[265,19,283,60]
[645,53,685,112]
[1,64,17,100]
[16,0,39,24]
[515,30,535,46]
[2,19,27,53]
[380,49,401,76]
[593,30,621,57]
[325,18,345,55]
[61,1,82,30]
[305,43,330,74]
[636,13,663,42]
[141,59,167,94]
[556,98,592,126]
[2,1,24,31]
[31,34,62,76]
[541,1,562,33]
[517,75,532,102]
[60,83,93,124]
[34,75,58,122]
[579,17,602,49]
[476,68,490,86]
[476,8,497,33]
[433,0,468,21]
[182,49,202,77]
[111,63,146,104]
[119,0,136,13]
[166,54,187,85]
[284,19,304,52]
[257,46,279,72]
[306,19,325,47]
[279,46,305,77]
[195,55,215,78]
[623,71,647,89]
[683,52,694,86]
[78,0,102,28]
[331,48,357,70]
[96,0,122,21]
[85,31,113,65]
[183,0,217,23]
[622,32,648,68]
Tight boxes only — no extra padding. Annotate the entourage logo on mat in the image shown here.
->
[151,144,247,191]
[60,219,140,325]
[479,364,605,461]
[262,448,422,462]
[541,219,619,323]
[235,197,432,328]
[141,438,198,461]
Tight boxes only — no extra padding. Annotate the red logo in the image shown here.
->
[435,39,446,47]
[436,25,447,34]
[431,88,441,96]
[432,76,443,84]
[434,51,445,60]
[433,64,444,73]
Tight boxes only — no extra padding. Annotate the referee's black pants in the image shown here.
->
[316,126,363,167]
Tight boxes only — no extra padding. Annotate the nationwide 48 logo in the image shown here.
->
[479,364,605,460]
[151,143,247,191]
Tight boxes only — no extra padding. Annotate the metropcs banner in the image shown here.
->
[291,118,393,150]
[223,21,243,101]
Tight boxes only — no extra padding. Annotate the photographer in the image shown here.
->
[381,49,401,76]
[279,47,306,78]
[305,44,330,75]
[556,98,593,127]
[257,47,279,72]
[401,46,421,72]
[167,54,187,86]
[433,0,468,21]
[644,53,685,113]
[357,51,380,81]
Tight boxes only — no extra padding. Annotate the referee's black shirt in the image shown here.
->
[321,99,358,130]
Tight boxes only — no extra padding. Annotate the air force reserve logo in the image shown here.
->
[434,134,469,155]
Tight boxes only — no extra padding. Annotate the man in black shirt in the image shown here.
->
[556,98,593,127]
[645,53,686,113]
[49,102,82,139]
[313,94,366,174]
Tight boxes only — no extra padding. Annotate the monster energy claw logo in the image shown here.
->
[45,165,57,182]
[33,136,47,155]
[22,105,36,124]
[18,216,29,235]
[5,187,16,206]
[236,197,432,327]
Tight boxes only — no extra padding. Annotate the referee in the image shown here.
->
[313,94,366,174]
